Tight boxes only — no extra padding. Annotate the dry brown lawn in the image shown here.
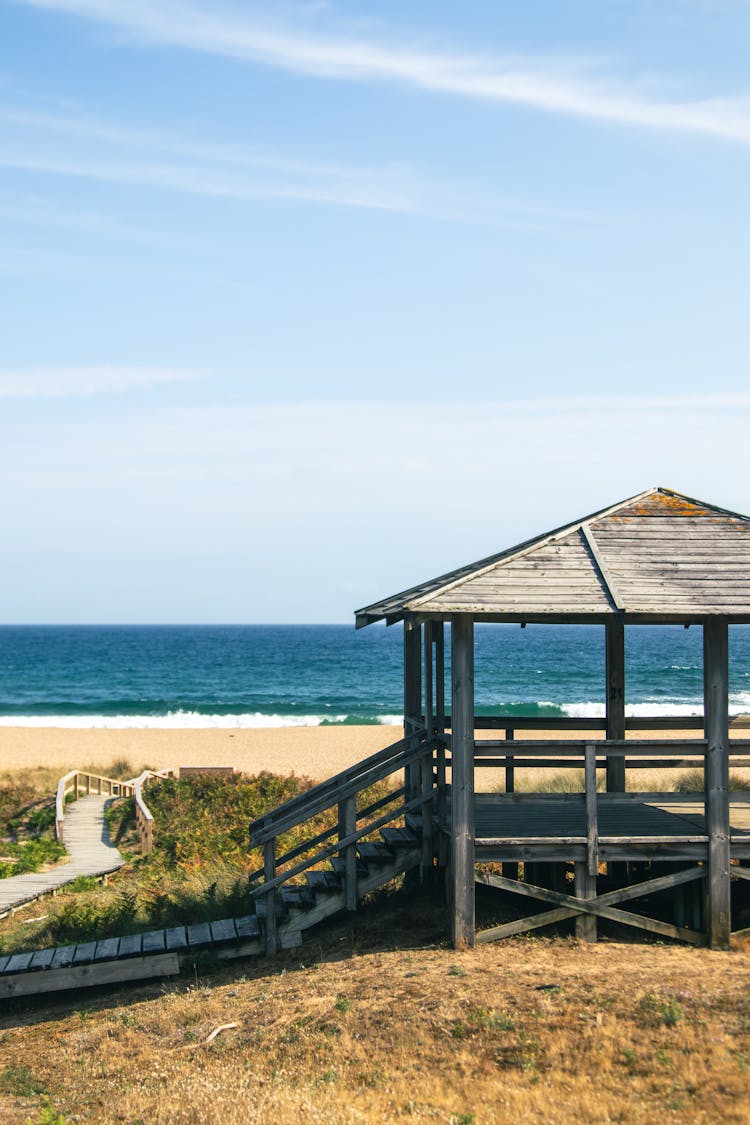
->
[1,894,750,1125]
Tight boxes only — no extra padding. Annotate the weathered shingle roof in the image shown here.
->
[355,487,750,626]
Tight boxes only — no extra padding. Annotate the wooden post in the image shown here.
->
[404,619,422,799]
[404,618,422,733]
[424,621,434,738]
[451,615,475,949]
[504,727,518,881]
[420,622,435,874]
[704,618,730,950]
[585,744,599,879]
[574,863,597,942]
[606,617,626,792]
[434,621,449,869]
[340,796,357,912]
[435,621,445,735]
[505,727,515,793]
[264,839,277,955]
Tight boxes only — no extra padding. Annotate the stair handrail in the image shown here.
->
[248,780,408,884]
[251,790,430,904]
[249,734,421,847]
[248,730,439,954]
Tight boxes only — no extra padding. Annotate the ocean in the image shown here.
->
[0,624,748,729]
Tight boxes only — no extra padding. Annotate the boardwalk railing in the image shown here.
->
[248,730,439,955]
[132,770,175,854]
[55,767,174,853]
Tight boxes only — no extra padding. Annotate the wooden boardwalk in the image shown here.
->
[0,795,124,917]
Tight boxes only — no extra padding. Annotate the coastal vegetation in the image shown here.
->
[0,777,65,879]
[1,762,750,1122]
[0,763,391,956]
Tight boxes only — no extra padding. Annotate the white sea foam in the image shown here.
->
[561,697,750,719]
[0,711,350,730]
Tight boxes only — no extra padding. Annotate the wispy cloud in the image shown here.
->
[14,0,750,142]
[0,105,606,228]
[0,366,204,397]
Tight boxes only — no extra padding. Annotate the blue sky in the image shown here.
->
[1,0,749,622]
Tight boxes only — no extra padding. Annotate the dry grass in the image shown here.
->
[1,895,750,1125]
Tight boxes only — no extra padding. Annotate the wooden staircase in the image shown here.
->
[0,732,439,999]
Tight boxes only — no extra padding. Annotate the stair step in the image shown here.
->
[380,826,419,849]
[255,896,289,920]
[234,914,262,940]
[280,886,315,911]
[305,869,342,895]
[357,841,394,864]
[330,856,368,879]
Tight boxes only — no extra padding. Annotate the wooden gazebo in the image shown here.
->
[356,487,750,950]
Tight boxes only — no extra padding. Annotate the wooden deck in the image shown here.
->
[0,795,124,917]
[466,792,750,862]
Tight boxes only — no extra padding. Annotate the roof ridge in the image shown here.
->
[406,487,658,613]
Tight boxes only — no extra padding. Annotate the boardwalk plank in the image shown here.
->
[73,942,97,965]
[5,952,34,974]
[94,938,121,962]
[209,919,238,944]
[165,927,188,951]
[186,922,212,947]
[117,933,143,958]
[29,948,55,970]
[141,930,166,954]
[50,945,76,969]
[0,794,124,916]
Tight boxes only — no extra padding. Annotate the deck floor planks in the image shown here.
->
[469,793,750,845]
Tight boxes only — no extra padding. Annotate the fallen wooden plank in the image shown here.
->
[0,953,180,999]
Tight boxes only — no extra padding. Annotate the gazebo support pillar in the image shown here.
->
[704,617,730,950]
[404,620,422,802]
[451,615,475,950]
[606,617,626,792]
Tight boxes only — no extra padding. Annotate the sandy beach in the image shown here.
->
[1,722,736,793]
[0,725,405,783]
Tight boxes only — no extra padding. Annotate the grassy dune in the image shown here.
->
[1,764,750,1123]
[1,900,750,1124]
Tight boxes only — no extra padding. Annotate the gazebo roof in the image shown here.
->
[355,487,750,627]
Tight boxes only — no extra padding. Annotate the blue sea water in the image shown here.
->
[0,624,748,728]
